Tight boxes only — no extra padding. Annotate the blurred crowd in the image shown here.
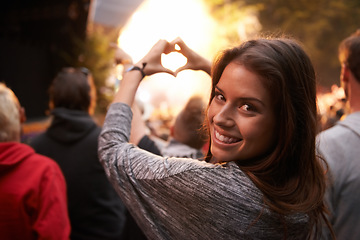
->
[21,83,347,144]
[317,84,347,132]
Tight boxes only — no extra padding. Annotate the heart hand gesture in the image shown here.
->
[169,37,211,76]
[138,38,211,77]
[138,39,176,77]
[114,38,211,106]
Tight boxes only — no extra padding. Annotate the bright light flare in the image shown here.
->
[161,52,187,72]
[117,0,218,116]
[119,0,216,61]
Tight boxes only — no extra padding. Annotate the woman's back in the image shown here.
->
[99,103,310,240]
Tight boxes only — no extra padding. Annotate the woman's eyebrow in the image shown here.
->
[215,86,223,93]
[215,86,265,107]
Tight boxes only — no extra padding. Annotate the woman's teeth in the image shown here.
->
[215,130,240,144]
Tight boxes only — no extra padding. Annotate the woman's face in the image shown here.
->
[208,62,277,163]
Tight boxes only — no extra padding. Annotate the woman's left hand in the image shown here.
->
[137,39,176,77]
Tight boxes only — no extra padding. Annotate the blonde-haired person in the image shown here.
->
[0,82,70,239]
[0,84,26,142]
[99,37,333,239]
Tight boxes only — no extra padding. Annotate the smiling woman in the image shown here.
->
[204,38,335,237]
[98,37,334,239]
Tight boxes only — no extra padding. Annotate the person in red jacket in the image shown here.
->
[0,82,70,240]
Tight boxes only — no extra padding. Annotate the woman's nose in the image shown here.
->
[213,104,235,128]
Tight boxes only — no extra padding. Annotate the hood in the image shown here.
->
[0,142,34,171]
[46,108,97,144]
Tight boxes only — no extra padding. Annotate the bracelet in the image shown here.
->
[127,62,147,79]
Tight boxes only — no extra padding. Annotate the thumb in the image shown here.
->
[175,63,193,75]
[160,67,176,77]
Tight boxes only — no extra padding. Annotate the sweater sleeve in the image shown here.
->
[98,102,214,181]
[34,158,71,240]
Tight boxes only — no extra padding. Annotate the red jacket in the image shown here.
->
[0,142,70,239]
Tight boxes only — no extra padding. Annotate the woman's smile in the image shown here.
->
[214,129,242,145]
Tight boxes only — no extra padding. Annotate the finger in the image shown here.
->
[164,40,182,55]
[151,39,170,54]
[174,65,189,75]
[170,37,184,47]
[168,37,187,54]
[164,44,175,54]
[160,67,176,77]
[170,37,189,53]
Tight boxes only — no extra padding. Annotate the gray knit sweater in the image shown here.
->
[98,102,310,240]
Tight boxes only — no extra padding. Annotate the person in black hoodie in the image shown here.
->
[30,67,127,240]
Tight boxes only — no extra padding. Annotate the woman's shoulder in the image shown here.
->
[166,160,263,201]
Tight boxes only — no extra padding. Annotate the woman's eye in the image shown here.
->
[215,92,225,102]
[240,104,255,112]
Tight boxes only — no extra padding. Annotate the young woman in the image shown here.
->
[98,37,331,239]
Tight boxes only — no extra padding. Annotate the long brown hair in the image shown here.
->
[205,38,332,238]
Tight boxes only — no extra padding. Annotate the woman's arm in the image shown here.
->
[129,102,147,145]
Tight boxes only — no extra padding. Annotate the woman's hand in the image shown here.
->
[169,37,212,76]
[137,39,176,77]
[113,40,175,106]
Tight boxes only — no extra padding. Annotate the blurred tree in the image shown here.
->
[204,0,360,87]
[61,25,118,115]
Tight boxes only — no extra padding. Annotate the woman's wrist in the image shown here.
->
[127,62,147,80]
[113,70,141,105]
[202,60,212,76]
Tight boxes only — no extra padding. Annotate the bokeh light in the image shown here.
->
[117,0,219,116]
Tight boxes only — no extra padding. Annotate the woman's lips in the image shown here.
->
[214,129,241,144]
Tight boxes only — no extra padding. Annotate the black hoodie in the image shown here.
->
[30,108,126,240]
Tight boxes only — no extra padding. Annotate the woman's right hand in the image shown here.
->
[113,40,176,106]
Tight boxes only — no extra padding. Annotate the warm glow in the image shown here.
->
[117,0,219,117]
[161,52,187,73]
[119,0,216,61]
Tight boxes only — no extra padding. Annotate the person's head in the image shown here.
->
[172,96,207,149]
[205,38,327,233]
[338,29,360,99]
[49,67,96,114]
[0,83,26,142]
[206,38,317,168]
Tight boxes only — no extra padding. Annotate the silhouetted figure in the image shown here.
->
[30,68,126,240]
